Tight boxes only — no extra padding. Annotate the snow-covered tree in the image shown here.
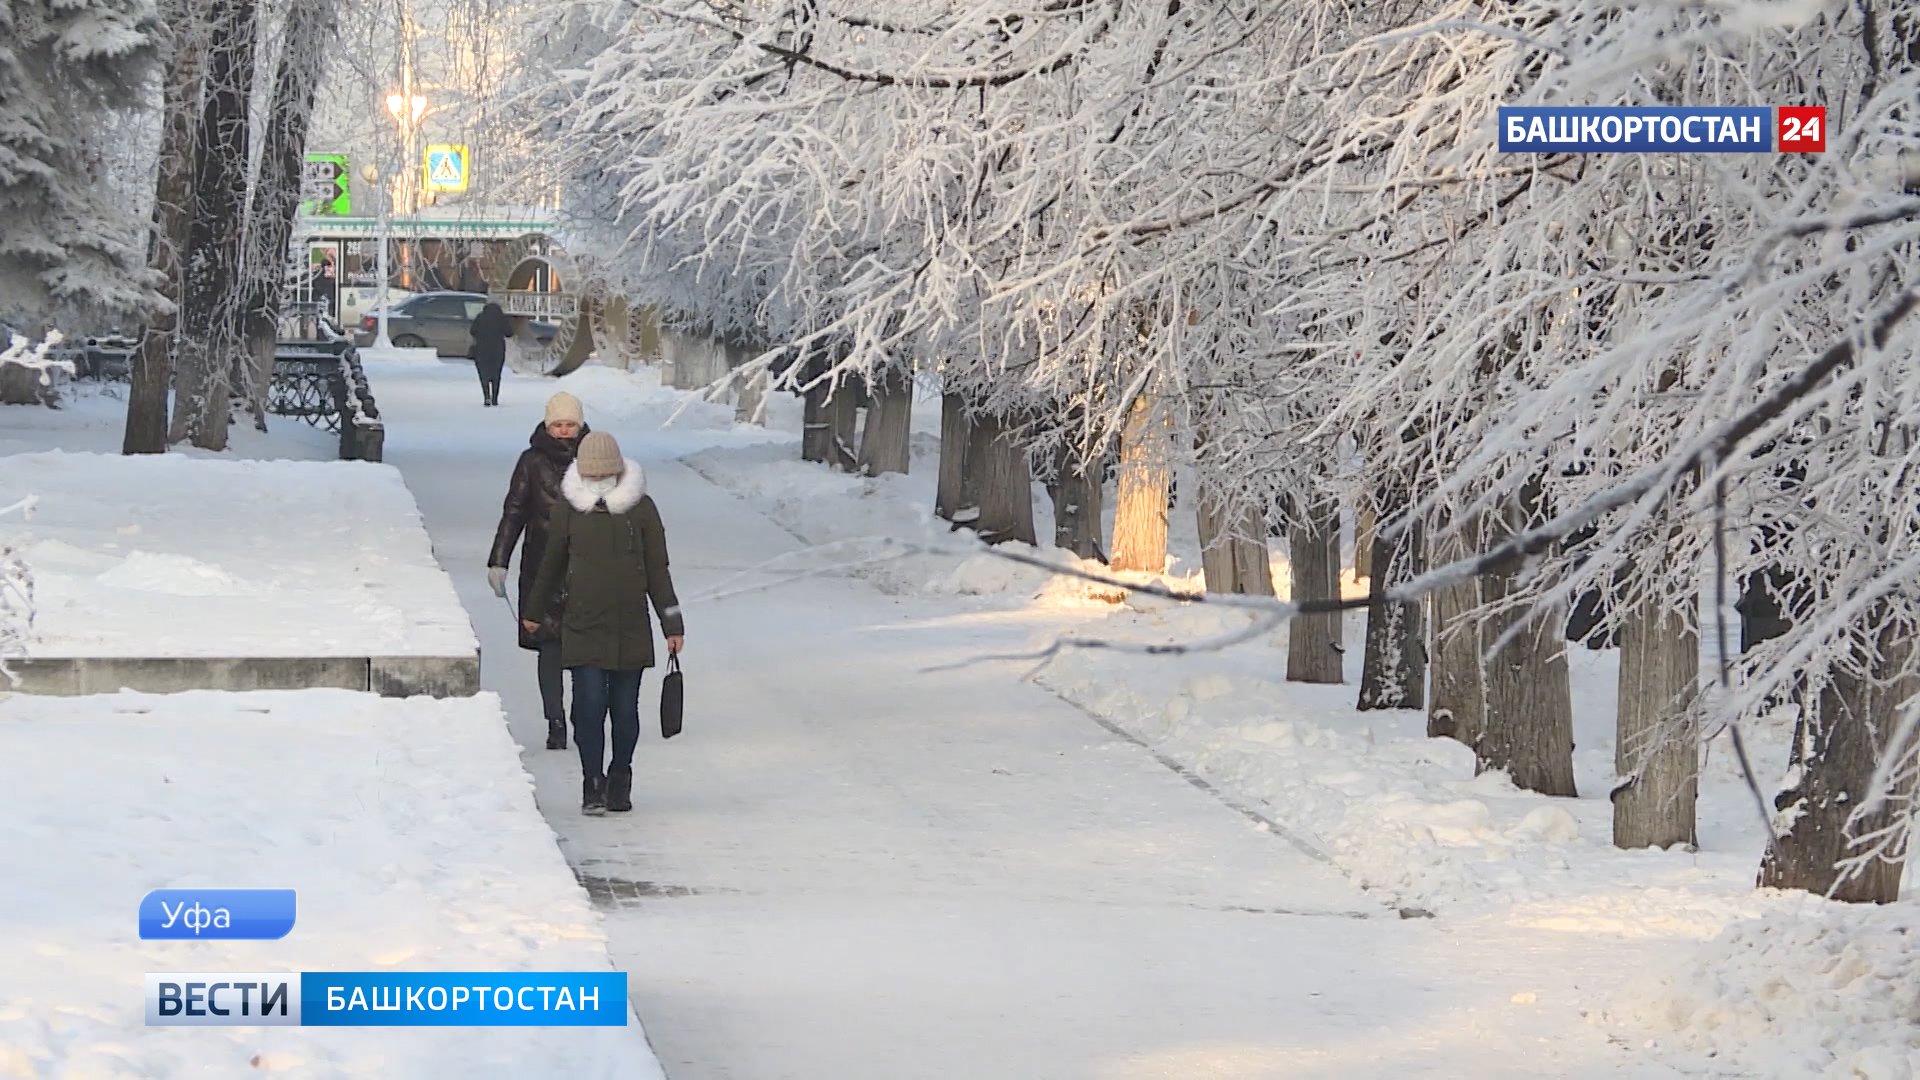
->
[546,0,1920,898]
[0,0,163,331]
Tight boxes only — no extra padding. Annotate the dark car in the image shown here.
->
[352,291,556,357]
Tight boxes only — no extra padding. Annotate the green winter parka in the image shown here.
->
[523,458,684,670]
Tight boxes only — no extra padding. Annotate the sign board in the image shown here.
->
[300,154,351,216]
[423,144,469,193]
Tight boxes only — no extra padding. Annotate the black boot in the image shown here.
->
[546,719,567,751]
[581,775,606,816]
[606,768,632,813]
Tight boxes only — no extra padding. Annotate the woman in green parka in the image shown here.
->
[523,431,685,815]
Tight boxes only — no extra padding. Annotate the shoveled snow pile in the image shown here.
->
[551,362,759,435]
[684,440,1228,603]
[1612,900,1920,1078]
[0,451,475,658]
[0,689,662,1079]
[1035,601,1790,918]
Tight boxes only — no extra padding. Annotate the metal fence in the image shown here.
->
[55,306,384,462]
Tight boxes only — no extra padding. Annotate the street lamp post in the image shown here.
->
[362,162,393,349]
[369,92,425,351]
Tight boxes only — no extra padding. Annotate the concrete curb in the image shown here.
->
[7,653,481,698]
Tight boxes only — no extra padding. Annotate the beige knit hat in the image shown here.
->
[544,391,583,425]
[576,431,623,478]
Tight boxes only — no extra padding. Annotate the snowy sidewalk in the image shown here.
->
[373,358,1682,1079]
[0,689,664,1078]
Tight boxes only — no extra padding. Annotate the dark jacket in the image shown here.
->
[524,459,685,671]
[470,302,511,373]
[489,421,590,649]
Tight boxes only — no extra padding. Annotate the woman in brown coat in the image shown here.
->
[523,431,685,815]
[488,391,589,750]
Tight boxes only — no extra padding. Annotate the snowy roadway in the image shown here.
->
[372,357,1671,1079]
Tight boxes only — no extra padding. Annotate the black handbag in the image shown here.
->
[660,654,683,739]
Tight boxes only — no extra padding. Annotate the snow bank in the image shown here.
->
[1035,602,1782,920]
[0,689,662,1078]
[684,438,1226,604]
[358,344,439,364]
[549,363,746,433]
[1613,900,1920,1078]
[0,451,474,657]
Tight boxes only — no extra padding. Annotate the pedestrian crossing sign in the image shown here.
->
[423,144,469,193]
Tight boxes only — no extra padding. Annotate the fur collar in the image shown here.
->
[561,458,645,513]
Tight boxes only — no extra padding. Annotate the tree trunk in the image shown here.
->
[1477,486,1578,796]
[1758,612,1919,902]
[967,411,1035,546]
[171,0,259,451]
[1049,442,1106,561]
[1236,505,1276,596]
[858,365,912,476]
[237,0,335,431]
[826,380,861,472]
[730,336,769,425]
[1286,497,1344,684]
[734,365,769,425]
[1353,506,1376,580]
[1612,588,1700,849]
[1427,530,1485,746]
[125,12,205,455]
[1358,506,1427,711]
[801,380,833,463]
[1197,492,1274,595]
[656,334,681,389]
[935,391,972,522]
[1111,393,1173,573]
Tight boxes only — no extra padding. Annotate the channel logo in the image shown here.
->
[144,972,628,1026]
[1499,106,1824,153]
[145,973,300,1026]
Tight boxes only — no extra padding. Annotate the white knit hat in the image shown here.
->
[576,431,623,478]
[544,391,583,425]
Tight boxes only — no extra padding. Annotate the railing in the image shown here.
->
[334,345,384,462]
[52,334,137,382]
[271,303,383,461]
[498,289,574,320]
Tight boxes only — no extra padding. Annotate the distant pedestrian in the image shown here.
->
[488,391,590,751]
[522,432,685,816]
[469,300,510,406]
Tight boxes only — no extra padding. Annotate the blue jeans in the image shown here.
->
[570,666,643,779]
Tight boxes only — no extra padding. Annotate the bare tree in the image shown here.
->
[1612,579,1701,849]
[237,0,339,429]
[1427,524,1486,745]
[1111,393,1173,574]
[1358,491,1427,711]
[170,0,260,451]
[124,7,205,454]
[1286,496,1345,684]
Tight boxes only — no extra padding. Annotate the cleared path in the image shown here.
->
[372,358,1678,1080]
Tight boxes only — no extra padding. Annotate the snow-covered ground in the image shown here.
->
[664,364,1913,1079]
[0,689,663,1078]
[0,381,337,460]
[5,354,1912,1078]
[0,451,474,658]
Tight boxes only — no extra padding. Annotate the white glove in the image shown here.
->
[487,566,509,597]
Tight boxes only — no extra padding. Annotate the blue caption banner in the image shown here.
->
[138,890,296,940]
[1499,106,1772,153]
[300,972,628,1026]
